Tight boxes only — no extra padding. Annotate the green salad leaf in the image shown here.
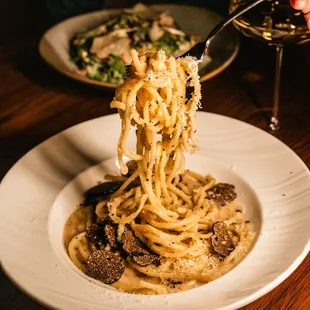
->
[87,55,126,84]
[69,6,195,85]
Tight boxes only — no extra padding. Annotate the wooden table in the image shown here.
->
[1,2,310,310]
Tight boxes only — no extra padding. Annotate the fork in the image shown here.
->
[180,0,265,60]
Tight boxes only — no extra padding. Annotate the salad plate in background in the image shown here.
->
[39,4,239,89]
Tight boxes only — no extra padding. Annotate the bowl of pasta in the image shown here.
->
[39,3,239,89]
[1,51,309,310]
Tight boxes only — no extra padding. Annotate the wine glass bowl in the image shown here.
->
[230,0,310,131]
[230,0,310,45]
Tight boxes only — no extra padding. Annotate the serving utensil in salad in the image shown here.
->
[180,0,264,60]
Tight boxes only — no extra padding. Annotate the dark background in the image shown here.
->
[0,0,229,37]
[44,0,229,23]
[1,1,310,310]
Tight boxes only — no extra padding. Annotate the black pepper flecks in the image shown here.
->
[211,221,235,257]
[86,250,125,284]
[206,183,237,206]
[170,280,183,285]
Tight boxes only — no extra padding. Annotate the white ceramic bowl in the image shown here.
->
[0,112,309,310]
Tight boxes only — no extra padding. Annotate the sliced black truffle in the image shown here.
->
[206,183,237,206]
[121,225,148,255]
[86,222,107,247]
[104,219,119,249]
[83,182,123,206]
[86,250,125,284]
[121,225,159,266]
[87,218,119,249]
[133,252,160,267]
[211,221,235,257]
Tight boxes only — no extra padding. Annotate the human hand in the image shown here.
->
[290,0,310,29]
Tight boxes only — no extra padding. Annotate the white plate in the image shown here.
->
[39,5,239,89]
[0,112,309,310]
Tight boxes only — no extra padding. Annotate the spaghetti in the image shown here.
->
[64,50,255,294]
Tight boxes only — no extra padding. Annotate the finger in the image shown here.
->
[290,0,310,29]
[304,11,310,29]
[300,1,310,15]
[290,0,307,10]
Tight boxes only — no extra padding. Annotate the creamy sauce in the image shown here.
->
[63,206,95,248]
[113,265,201,294]
[63,203,254,295]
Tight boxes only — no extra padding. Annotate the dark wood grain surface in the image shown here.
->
[0,1,310,310]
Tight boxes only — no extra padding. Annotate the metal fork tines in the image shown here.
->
[180,0,265,60]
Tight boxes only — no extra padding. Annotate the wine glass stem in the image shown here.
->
[269,45,283,131]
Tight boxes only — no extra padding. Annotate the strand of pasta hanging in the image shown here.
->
[108,50,205,257]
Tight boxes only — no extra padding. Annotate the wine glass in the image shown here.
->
[230,0,310,131]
